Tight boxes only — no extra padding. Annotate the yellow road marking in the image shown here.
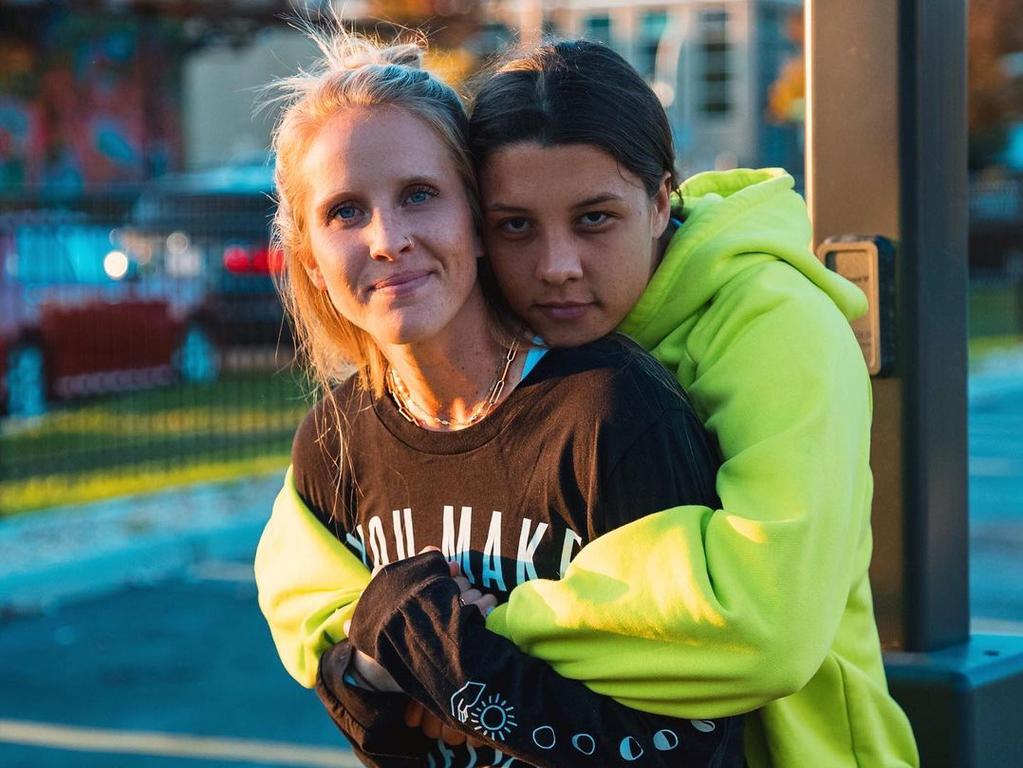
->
[0,719,360,767]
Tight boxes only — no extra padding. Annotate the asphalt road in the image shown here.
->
[969,374,1023,628]
[0,565,354,768]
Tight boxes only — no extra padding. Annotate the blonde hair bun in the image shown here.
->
[316,28,426,74]
[378,43,425,70]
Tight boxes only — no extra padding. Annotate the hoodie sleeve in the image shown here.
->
[346,552,744,768]
[254,467,371,688]
[483,262,874,718]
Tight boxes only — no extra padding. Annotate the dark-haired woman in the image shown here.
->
[257,39,919,768]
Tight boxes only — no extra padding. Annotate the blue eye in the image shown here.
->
[331,203,360,221]
[405,187,435,205]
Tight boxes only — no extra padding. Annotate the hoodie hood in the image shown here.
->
[619,168,867,349]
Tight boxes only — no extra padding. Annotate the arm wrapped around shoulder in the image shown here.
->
[486,264,874,718]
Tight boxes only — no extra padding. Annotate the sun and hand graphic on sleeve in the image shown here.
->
[469,692,519,740]
[449,680,712,760]
[451,681,519,741]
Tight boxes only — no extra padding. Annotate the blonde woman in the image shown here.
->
[260,28,742,767]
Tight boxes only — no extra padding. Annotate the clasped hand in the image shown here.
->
[346,546,498,747]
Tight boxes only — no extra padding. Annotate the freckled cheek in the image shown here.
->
[487,252,534,305]
[605,273,649,322]
[317,252,367,304]
[419,218,477,261]
[505,238,544,272]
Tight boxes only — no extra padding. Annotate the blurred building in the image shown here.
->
[486,0,804,175]
[0,0,313,198]
[183,0,805,174]
[184,0,477,168]
[0,5,183,199]
[1,0,805,191]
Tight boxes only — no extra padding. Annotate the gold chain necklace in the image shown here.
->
[387,339,520,429]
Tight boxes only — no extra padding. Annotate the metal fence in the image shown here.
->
[0,165,308,515]
[969,178,1023,343]
[970,178,1023,275]
[2,171,1022,515]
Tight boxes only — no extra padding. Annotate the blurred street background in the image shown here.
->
[0,0,1021,765]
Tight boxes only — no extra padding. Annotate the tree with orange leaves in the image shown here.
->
[969,0,1023,170]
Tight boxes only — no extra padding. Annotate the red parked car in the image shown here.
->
[118,160,288,358]
[0,211,214,418]
[1,161,289,418]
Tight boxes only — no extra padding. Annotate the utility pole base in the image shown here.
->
[885,634,1023,767]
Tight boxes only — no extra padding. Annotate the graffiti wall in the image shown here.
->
[0,8,184,196]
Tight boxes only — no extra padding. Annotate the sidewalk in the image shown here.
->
[0,471,284,612]
[969,346,1023,407]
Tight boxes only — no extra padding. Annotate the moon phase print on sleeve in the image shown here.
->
[530,721,714,761]
[448,679,718,763]
[527,718,717,761]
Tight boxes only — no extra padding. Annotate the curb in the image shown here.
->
[969,373,1023,407]
[0,471,284,613]
[969,349,1023,407]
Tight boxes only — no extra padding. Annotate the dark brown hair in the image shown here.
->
[469,39,679,199]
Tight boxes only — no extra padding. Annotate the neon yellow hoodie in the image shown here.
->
[254,168,919,767]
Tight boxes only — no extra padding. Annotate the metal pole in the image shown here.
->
[805,0,969,653]
[897,0,971,652]
[807,3,1023,764]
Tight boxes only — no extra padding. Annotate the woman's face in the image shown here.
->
[301,106,482,348]
[480,142,671,347]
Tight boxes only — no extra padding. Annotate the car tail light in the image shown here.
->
[224,245,284,274]
[223,245,252,273]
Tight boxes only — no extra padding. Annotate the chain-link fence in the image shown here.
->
[969,178,1023,360]
[0,164,308,514]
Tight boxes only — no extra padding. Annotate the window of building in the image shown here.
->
[757,5,804,174]
[699,8,732,116]
[636,10,669,80]
[582,14,612,46]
